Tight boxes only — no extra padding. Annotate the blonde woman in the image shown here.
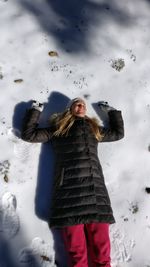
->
[21,97,124,267]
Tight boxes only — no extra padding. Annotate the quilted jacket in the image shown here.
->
[21,108,124,228]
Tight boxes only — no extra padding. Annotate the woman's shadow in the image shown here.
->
[13,91,70,267]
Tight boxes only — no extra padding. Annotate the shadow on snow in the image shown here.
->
[17,0,133,54]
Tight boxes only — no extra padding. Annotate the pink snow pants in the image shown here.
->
[61,223,111,267]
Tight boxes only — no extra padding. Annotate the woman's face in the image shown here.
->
[71,100,86,117]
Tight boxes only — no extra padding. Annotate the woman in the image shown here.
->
[21,97,124,267]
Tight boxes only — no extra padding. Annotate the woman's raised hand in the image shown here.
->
[32,100,44,112]
[97,101,116,111]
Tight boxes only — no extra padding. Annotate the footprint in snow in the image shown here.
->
[7,128,33,162]
[110,225,135,265]
[0,192,20,238]
[19,237,56,267]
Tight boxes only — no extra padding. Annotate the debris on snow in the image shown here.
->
[123,217,129,222]
[0,66,3,79]
[145,187,150,194]
[0,72,3,79]
[41,255,51,262]
[83,94,90,99]
[129,202,139,214]
[110,58,125,72]
[0,160,10,176]
[48,51,59,57]
[4,173,9,183]
[14,79,24,83]
[126,49,136,62]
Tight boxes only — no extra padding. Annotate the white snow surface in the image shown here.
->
[0,0,150,266]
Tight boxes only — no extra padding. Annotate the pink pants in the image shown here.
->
[61,223,111,267]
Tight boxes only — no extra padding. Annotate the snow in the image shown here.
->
[0,0,150,266]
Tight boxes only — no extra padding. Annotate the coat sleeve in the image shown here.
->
[21,108,53,143]
[100,110,124,142]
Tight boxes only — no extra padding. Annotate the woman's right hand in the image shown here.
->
[32,100,44,112]
[97,101,116,111]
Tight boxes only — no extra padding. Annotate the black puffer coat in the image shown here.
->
[21,109,124,228]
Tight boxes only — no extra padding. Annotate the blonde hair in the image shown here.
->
[49,110,104,141]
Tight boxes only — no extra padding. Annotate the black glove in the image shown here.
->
[32,100,44,112]
[98,101,116,112]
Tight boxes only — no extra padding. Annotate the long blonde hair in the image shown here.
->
[49,110,104,141]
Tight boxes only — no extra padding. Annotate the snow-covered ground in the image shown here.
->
[0,0,150,266]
